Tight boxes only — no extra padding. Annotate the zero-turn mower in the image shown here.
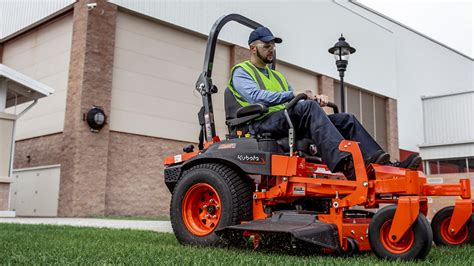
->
[164,14,473,260]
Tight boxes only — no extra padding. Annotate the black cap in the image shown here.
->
[248,27,282,45]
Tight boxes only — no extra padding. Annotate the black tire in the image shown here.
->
[170,163,253,246]
[368,205,432,261]
[343,237,359,256]
[417,212,433,260]
[431,206,472,246]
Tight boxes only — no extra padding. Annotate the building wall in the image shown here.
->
[3,5,398,217]
[108,0,473,152]
[109,1,399,99]
[2,14,73,140]
[105,131,187,216]
[422,92,474,146]
[13,133,63,169]
[110,12,230,143]
[2,1,472,153]
[277,62,318,95]
[0,0,74,40]
[342,1,473,152]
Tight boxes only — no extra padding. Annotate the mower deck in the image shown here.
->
[216,211,339,250]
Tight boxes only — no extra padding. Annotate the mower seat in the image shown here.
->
[224,88,322,162]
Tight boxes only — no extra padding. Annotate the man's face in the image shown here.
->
[254,41,275,64]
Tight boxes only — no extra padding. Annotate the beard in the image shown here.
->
[257,49,273,64]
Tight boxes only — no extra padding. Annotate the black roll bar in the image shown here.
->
[195,14,276,142]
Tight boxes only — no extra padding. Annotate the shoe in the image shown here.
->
[393,154,422,170]
[366,150,390,166]
[340,157,356,181]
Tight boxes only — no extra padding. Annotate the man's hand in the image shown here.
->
[302,90,329,106]
[315,94,329,107]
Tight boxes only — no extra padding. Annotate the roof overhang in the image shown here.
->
[0,64,55,108]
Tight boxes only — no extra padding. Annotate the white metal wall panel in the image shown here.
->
[422,92,474,145]
[420,143,474,160]
[110,12,230,142]
[10,165,61,217]
[3,14,73,140]
[0,0,74,40]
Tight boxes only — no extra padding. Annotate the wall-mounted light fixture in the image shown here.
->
[85,106,106,132]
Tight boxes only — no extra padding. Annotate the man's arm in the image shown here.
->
[232,67,294,106]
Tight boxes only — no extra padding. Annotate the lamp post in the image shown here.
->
[328,34,356,113]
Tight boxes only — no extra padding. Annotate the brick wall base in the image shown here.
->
[426,173,474,220]
[13,133,63,169]
[0,184,9,210]
[105,131,189,217]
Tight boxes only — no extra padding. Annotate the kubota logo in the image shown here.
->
[236,154,265,164]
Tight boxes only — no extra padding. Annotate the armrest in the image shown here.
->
[236,103,268,118]
[285,93,307,110]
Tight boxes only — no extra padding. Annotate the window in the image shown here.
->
[428,160,439,175]
[333,83,388,151]
[425,157,473,174]
[438,159,467,174]
[469,158,474,173]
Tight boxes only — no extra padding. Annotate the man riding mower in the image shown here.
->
[164,14,473,261]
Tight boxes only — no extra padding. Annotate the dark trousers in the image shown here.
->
[251,100,383,172]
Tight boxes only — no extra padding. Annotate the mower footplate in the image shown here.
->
[216,211,340,250]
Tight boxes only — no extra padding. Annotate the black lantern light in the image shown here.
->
[328,34,356,112]
[85,106,106,132]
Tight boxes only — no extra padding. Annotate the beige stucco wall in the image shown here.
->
[2,14,73,140]
[277,62,318,95]
[110,12,230,143]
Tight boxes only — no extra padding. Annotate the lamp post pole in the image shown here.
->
[339,71,345,113]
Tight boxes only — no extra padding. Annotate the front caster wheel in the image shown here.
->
[368,205,433,261]
[343,237,359,256]
[431,206,472,246]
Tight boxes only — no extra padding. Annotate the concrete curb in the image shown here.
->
[0,218,173,233]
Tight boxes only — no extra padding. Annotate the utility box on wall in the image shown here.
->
[10,165,61,217]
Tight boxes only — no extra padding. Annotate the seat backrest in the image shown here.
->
[224,87,240,120]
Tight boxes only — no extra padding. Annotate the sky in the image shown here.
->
[357,0,473,58]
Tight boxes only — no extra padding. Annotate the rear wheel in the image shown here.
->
[368,205,432,260]
[431,206,472,246]
[170,163,252,246]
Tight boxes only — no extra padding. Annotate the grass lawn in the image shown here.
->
[0,223,473,265]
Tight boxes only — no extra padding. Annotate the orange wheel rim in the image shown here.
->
[182,183,222,236]
[440,217,468,245]
[380,220,415,254]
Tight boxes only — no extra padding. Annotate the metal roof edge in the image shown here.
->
[421,90,474,100]
[419,141,474,148]
[347,0,474,61]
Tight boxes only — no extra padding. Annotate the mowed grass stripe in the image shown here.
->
[0,223,473,265]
